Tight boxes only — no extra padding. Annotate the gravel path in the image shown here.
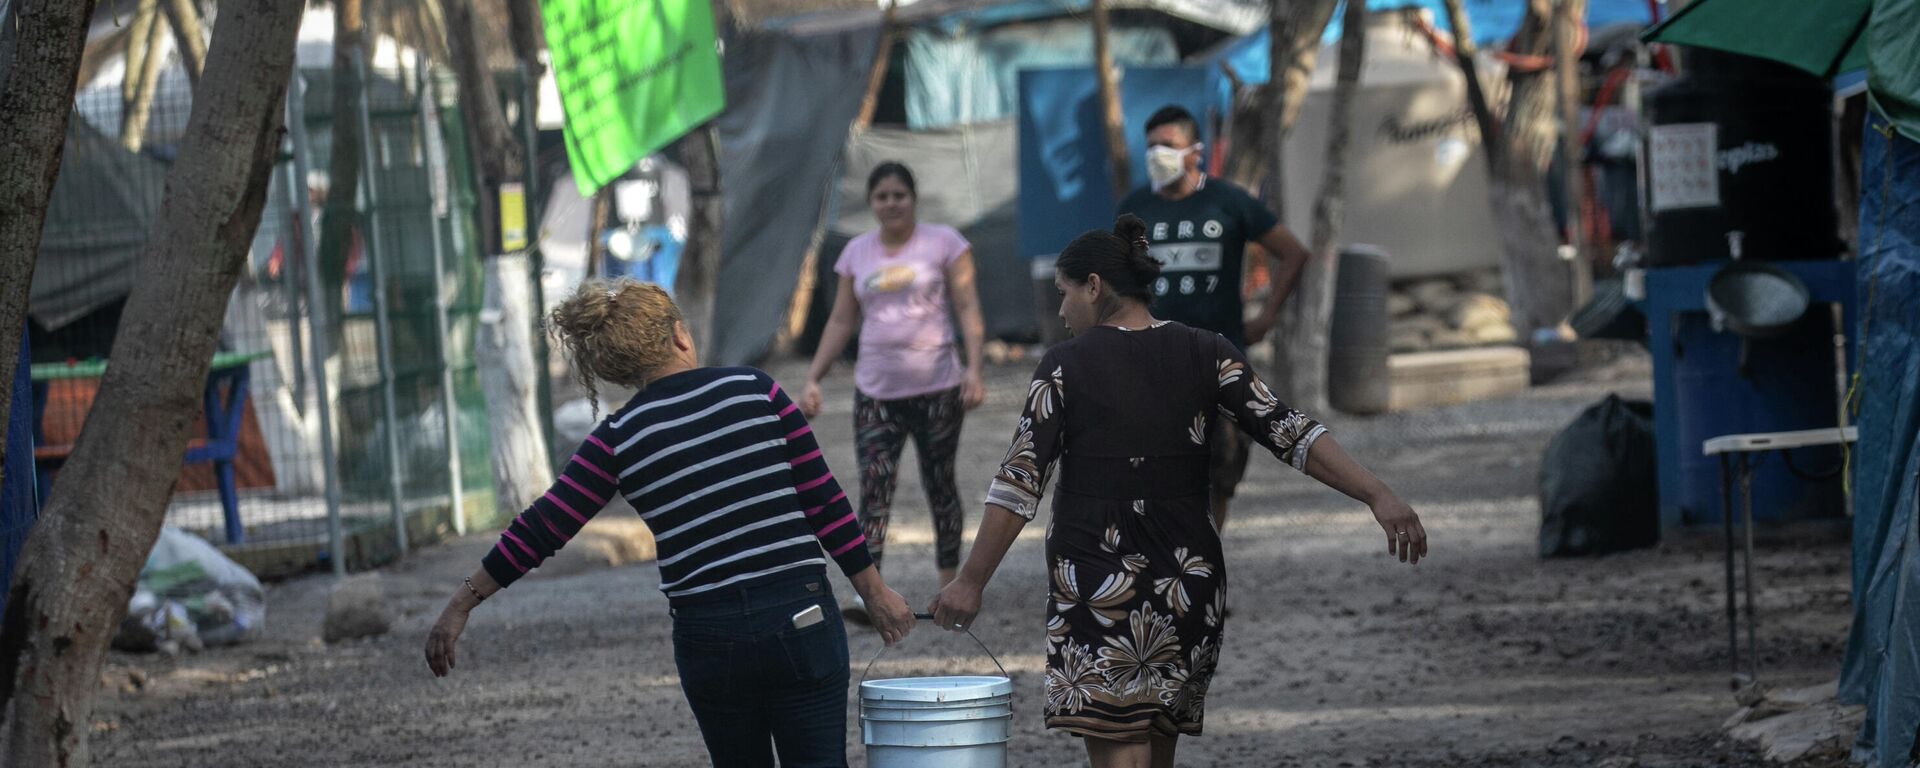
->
[90,349,1852,767]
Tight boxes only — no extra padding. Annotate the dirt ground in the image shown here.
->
[90,349,1855,767]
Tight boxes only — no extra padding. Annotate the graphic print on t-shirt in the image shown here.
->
[1117,178,1279,349]
[833,223,972,400]
[865,264,918,294]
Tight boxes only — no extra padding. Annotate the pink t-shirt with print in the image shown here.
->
[835,223,969,401]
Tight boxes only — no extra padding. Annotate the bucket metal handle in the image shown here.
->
[857,612,1011,688]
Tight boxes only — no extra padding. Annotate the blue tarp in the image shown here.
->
[2,329,36,615]
[1016,66,1215,261]
[905,20,1179,129]
[1840,110,1920,768]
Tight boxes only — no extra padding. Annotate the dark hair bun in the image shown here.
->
[1112,214,1162,286]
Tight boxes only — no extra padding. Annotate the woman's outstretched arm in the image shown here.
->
[1211,334,1427,564]
[1300,434,1427,563]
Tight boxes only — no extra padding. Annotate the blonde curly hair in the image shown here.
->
[547,278,684,415]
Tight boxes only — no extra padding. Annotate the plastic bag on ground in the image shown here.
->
[1538,395,1660,557]
[114,527,265,651]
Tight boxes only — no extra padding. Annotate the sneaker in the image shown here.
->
[842,594,871,626]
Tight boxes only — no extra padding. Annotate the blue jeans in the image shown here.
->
[671,571,851,767]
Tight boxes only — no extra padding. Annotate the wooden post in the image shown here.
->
[1092,0,1130,201]
[161,0,207,84]
[852,0,899,132]
[674,124,723,363]
[120,0,167,151]
[588,185,613,276]
[1554,0,1591,307]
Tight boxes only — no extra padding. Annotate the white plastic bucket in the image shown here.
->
[860,675,1012,768]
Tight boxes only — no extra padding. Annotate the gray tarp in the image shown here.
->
[709,26,878,366]
[828,121,1035,341]
[29,118,167,332]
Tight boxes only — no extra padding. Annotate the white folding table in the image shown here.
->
[1703,425,1857,688]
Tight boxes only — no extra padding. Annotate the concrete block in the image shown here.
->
[1388,347,1531,411]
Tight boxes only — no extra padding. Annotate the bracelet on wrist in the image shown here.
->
[463,576,486,603]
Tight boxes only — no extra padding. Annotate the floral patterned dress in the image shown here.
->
[984,322,1327,742]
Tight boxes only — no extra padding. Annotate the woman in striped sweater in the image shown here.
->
[425,278,915,767]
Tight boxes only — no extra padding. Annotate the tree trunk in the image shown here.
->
[476,253,552,506]
[1090,0,1129,202]
[1249,0,1339,409]
[1221,0,1337,197]
[0,0,97,490]
[314,0,364,358]
[673,124,722,362]
[505,0,545,85]
[0,2,303,763]
[1437,0,1581,373]
[1439,0,1501,167]
[160,0,207,85]
[1490,0,1577,348]
[444,0,553,511]
[1553,0,1589,307]
[1273,0,1366,415]
[119,0,168,152]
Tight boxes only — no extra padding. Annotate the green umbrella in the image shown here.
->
[1642,0,1871,78]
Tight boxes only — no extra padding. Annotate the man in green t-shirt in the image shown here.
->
[1117,105,1312,533]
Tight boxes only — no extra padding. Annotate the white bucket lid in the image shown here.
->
[860,676,1013,703]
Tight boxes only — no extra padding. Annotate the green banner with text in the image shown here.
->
[542,0,724,195]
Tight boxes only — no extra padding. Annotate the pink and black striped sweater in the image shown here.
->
[481,367,872,602]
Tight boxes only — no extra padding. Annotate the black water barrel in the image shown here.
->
[1641,50,1841,266]
[1328,245,1391,415]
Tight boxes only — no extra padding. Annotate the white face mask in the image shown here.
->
[1146,144,1199,191]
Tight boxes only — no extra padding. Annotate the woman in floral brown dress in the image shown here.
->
[928,215,1427,768]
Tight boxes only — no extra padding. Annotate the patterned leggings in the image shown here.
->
[854,386,965,571]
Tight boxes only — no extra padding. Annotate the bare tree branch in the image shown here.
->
[1439,0,1501,169]
[1092,0,1130,201]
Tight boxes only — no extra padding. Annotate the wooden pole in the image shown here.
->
[1553,0,1591,307]
[1092,0,1130,201]
[161,0,207,84]
[120,0,166,151]
[852,0,899,132]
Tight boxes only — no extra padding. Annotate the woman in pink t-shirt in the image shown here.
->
[801,161,987,623]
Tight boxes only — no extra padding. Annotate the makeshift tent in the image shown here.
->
[710,0,1255,363]
[1016,66,1217,262]
[29,118,166,337]
[824,122,1024,338]
[902,19,1181,128]
[706,25,879,367]
[1840,110,1920,768]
